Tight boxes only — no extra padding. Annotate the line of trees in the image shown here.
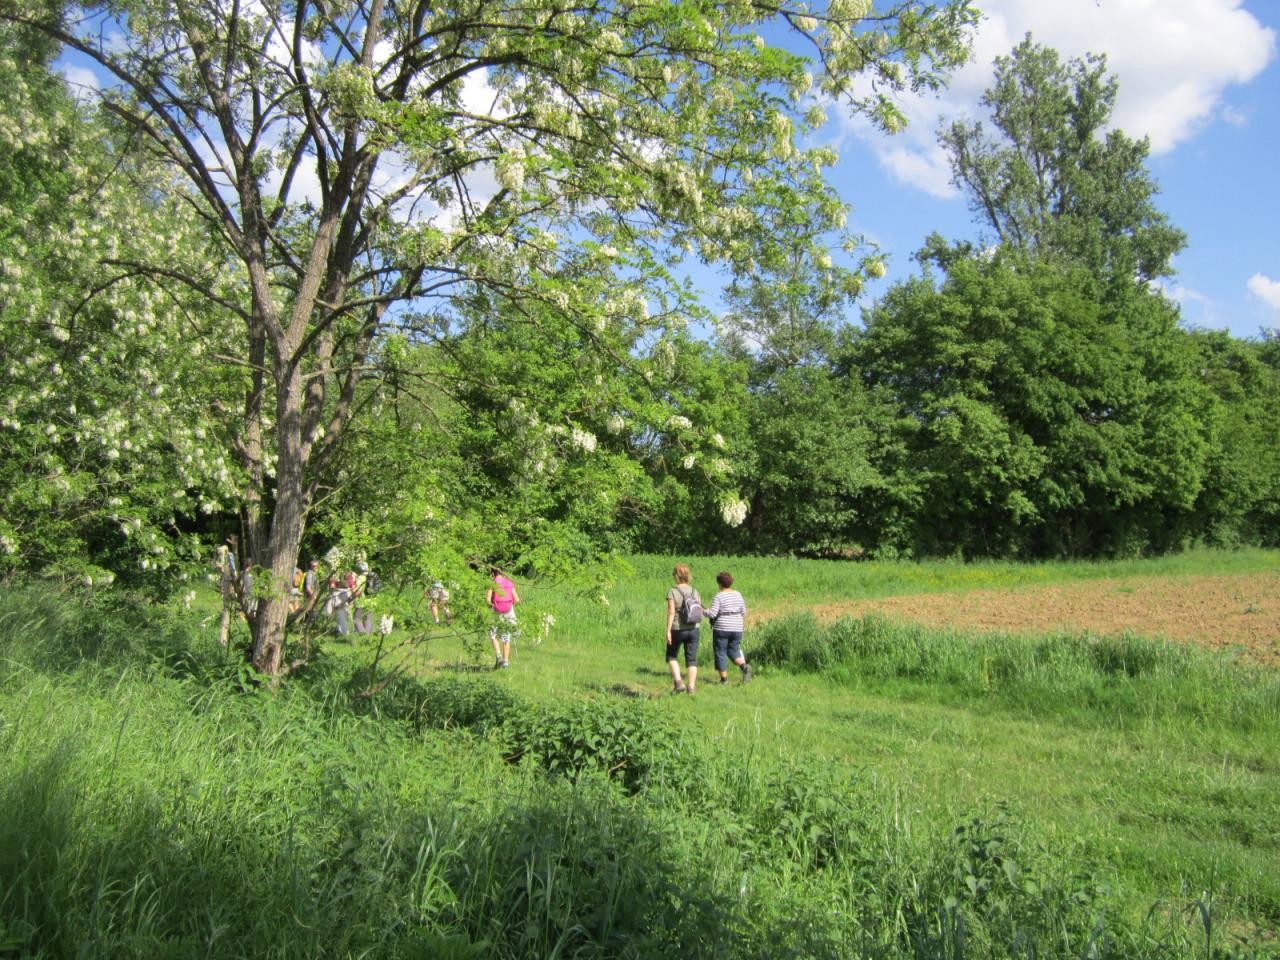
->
[645,39,1280,558]
[1,14,1277,679]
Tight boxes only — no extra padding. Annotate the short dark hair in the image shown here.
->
[716,571,733,588]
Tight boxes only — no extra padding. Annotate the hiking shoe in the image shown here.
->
[742,664,753,684]
[494,656,503,670]
[500,660,510,669]
[719,676,728,685]
[672,684,688,695]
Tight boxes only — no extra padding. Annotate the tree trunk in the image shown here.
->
[249,366,312,677]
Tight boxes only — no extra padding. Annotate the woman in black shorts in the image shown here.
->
[665,562,701,694]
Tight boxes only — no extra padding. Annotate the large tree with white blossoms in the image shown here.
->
[3,0,976,676]
[0,21,244,589]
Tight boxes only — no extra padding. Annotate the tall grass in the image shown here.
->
[750,611,1280,733]
[0,583,1274,958]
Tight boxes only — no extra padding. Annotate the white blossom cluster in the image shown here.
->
[569,427,598,453]
[720,495,750,528]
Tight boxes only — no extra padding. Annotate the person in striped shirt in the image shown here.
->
[706,571,752,685]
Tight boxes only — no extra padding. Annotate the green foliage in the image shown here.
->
[1185,330,1280,547]
[501,697,687,794]
[853,252,1214,557]
[0,27,242,591]
[361,674,523,735]
[734,364,886,556]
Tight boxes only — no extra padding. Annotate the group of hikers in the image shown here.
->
[216,545,752,691]
[214,541,521,669]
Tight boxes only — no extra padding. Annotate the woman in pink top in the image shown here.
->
[487,571,521,668]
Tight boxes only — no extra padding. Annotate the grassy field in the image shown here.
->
[1,549,1277,958]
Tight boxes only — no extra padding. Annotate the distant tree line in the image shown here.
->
[625,38,1280,559]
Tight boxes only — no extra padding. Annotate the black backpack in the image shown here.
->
[365,571,381,596]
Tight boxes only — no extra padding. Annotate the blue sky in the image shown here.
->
[824,0,1279,340]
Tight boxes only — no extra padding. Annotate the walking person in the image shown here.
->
[332,569,355,636]
[488,570,520,668]
[352,562,375,634]
[426,579,452,625]
[302,558,321,621]
[707,571,752,684]
[665,563,702,694]
[215,539,238,647]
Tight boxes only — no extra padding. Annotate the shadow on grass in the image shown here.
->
[0,744,768,959]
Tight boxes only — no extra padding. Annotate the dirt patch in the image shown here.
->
[803,573,1280,667]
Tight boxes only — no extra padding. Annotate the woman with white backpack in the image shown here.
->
[665,563,702,694]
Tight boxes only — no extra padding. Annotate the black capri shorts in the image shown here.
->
[666,627,700,667]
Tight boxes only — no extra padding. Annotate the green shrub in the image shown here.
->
[499,697,687,794]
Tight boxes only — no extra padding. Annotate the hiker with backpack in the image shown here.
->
[488,570,521,668]
[665,562,702,694]
[707,570,752,685]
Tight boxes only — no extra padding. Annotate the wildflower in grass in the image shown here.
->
[538,611,556,643]
[379,614,395,636]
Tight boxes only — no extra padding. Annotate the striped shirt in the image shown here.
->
[707,589,747,632]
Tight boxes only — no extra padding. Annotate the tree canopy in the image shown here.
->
[937,35,1186,282]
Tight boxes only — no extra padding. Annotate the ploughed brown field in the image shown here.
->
[807,573,1280,668]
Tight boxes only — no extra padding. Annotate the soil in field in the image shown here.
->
[809,572,1280,667]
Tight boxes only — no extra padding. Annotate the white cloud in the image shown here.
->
[1222,105,1250,127]
[877,143,958,199]
[1247,273,1280,310]
[1156,281,1212,308]
[60,64,101,104]
[839,0,1276,197]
